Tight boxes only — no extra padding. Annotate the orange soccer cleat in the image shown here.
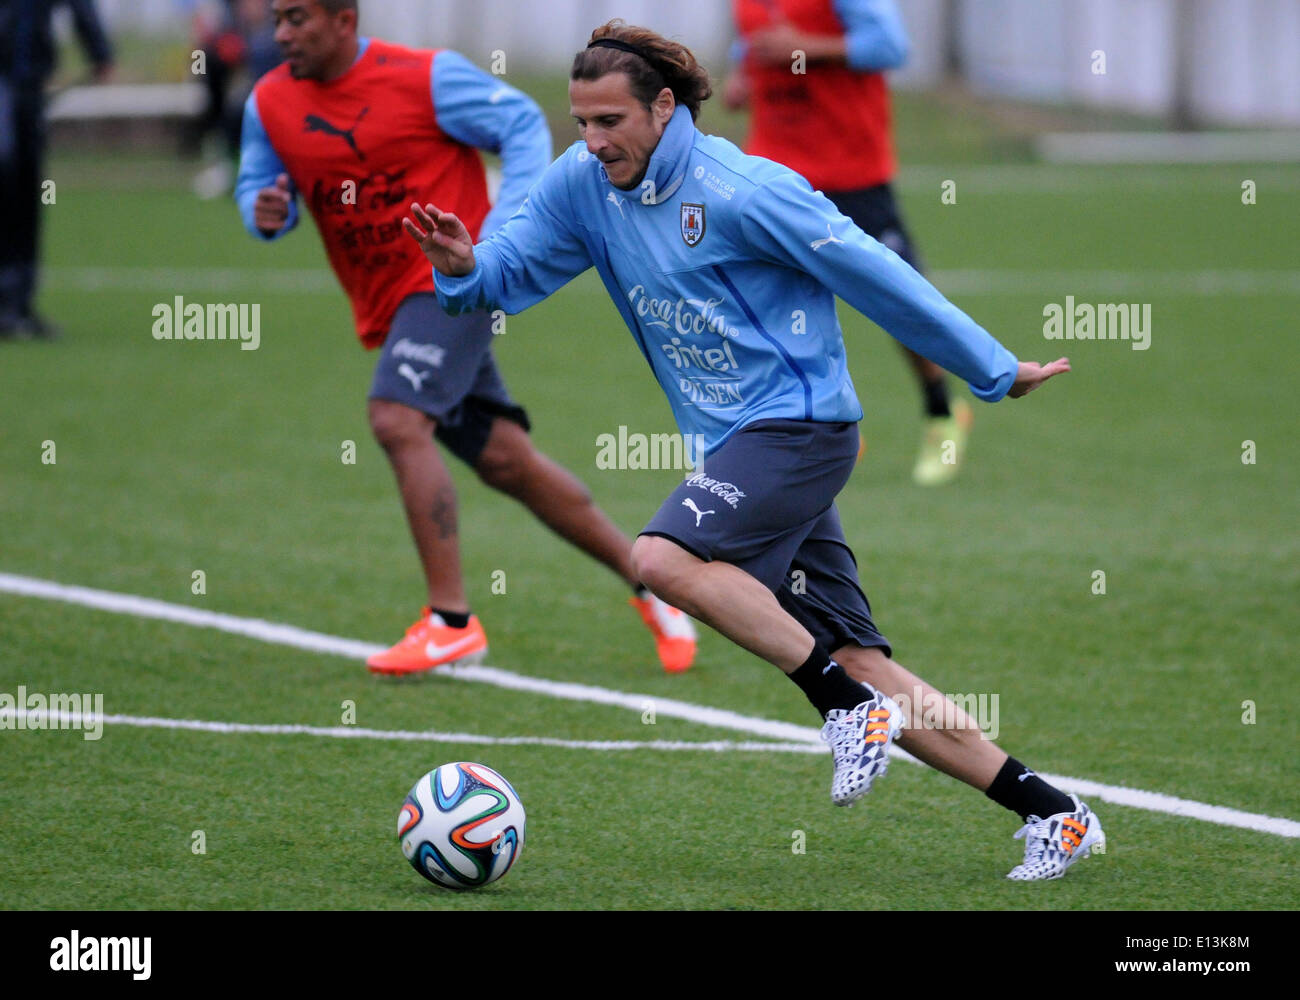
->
[366,608,488,676]
[629,593,698,673]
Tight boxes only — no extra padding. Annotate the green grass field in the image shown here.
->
[2,105,1298,910]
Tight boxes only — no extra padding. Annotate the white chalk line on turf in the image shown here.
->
[3,571,1298,840]
[900,164,1300,192]
[44,265,1300,297]
[0,710,823,755]
[0,572,822,744]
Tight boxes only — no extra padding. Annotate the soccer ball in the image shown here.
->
[398,762,526,890]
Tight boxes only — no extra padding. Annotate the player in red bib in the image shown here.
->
[726,0,973,484]
[235,0,695,674]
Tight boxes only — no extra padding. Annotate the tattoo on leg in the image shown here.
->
[431,490,457,539]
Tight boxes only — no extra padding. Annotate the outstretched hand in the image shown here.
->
[403,203,476,277]
[1008,357,1071,398]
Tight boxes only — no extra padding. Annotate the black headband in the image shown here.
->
[586,37,657,66]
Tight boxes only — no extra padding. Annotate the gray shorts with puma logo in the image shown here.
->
[640,418,891,658]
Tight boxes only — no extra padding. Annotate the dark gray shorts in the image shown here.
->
[640,419,891,657]
[368,293,530,467]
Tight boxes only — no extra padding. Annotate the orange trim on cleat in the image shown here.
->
[629,594,697,673]
[366,608,488,675]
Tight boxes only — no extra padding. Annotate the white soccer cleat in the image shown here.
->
[1006,794,1105,881]
[820,690,906,806]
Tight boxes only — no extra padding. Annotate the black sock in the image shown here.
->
[922,377,951,418]
[430,607,470,629]
[985,756,1075,821]
[789,646,872,719]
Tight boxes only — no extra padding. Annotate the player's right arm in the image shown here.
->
[405,152,593,317]
[234,93,299,241]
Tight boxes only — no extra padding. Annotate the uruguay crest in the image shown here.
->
[680,203,706,247]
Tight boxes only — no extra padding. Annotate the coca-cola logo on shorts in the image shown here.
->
[684,473,746,509]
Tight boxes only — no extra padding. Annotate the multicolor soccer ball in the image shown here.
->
[398,762,526,890]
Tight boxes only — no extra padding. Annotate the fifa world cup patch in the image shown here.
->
[680,203,706,247]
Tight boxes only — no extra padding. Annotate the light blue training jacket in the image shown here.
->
[436,104,1019,456]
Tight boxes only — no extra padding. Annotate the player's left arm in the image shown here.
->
[430,51,552,238]
[739,173,1066,401]
[748,0,909,71]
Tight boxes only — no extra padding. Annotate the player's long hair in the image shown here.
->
[571,20,713,121]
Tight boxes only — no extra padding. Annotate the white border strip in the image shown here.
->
[0,573,816,743]
[1037,131,1300,164]
[0,710,823,755]
[3,572,1297,838]
[43,266,1300,297]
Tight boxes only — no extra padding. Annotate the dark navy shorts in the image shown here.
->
[827,183,924,275]
[368,293,530,467]
[640,419,892,658]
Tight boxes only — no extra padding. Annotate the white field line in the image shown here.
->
[900,164,1300,192]
[0,710,822,755]
[44,265,1300,297]
[1036,131,1300,165]
[932,268,1300,296]
[46,266,338,295]
[0,572,824,745]
[2,571,1298,839]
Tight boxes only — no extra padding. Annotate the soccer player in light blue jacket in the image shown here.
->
[405,21,1103,881]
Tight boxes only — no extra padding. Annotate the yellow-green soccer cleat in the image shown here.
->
[912,398,973,486]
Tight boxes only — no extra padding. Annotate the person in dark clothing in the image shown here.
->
[0,0,113,339]
[184,0,278,198]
